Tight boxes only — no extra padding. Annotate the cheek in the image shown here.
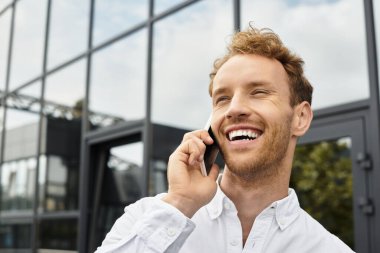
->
[211,110,225,139]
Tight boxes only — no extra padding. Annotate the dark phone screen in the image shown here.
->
[204,127,219,174]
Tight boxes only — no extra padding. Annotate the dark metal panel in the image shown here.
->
[36,211,79,220]
[363,0,380,252]
[85,120,145,145]
[233,0,240,32]
[141,0,154,198]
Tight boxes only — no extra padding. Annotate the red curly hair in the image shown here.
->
[209,25,313,107]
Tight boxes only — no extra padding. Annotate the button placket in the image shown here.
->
[230,239,239,246]
[223,200,242,253]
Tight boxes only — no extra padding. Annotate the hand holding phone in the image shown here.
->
[200,116,219,176]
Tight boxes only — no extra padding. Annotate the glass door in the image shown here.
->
[294,117,370,252]
[80,124,146,253]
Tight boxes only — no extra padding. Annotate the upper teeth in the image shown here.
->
[228,130,259,141]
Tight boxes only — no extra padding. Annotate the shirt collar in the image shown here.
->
[271,188,301,230]
[205,184,226,219]
[205,180,301,230]
[205,174,228,219]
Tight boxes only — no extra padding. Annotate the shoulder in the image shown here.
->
[293,209,354,252]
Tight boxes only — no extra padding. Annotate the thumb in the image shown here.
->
[208,164,220,181]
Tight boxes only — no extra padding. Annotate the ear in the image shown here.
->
[292,101,313,137]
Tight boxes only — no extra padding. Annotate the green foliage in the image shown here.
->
[291,140,354,248]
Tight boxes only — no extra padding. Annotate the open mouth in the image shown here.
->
[227,129,262,141]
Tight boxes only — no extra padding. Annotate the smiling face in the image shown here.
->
[211,54,297,182]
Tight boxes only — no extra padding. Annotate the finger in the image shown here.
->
[179,139,205,166]
[183,130,214,145]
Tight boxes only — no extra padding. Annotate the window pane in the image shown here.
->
[0,9,11,92]
[0,223,32,250]
[44,59,86,118]
[38,218,77,251]
[4,84,41,162]
[47,0,89,69]
[9,0,47,90]
[292,138,354,248]
[1,83,41,211]
[93,0,148,46]
[152,0,233,129]
[0,157,37,211]
[38,61,85,212]
[154,0,186,14]
[90,30,147,129]
[241,0,369,109]
[0,1,12,11]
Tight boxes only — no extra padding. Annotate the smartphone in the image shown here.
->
[200,116,220,176]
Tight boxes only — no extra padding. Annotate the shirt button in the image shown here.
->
[230,240,239,246]
[166,227,177,237]
[224,202,232,210]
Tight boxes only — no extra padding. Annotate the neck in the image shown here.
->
[220,166,290,245]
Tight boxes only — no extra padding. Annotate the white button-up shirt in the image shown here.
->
[96,187,355,253]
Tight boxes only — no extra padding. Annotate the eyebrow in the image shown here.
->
[212,80,273,97]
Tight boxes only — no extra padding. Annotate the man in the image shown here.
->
[96,25,355,252]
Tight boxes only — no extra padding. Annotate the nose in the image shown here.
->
[225,94,250,120]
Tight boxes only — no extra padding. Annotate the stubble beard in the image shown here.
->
[220,120,292,184]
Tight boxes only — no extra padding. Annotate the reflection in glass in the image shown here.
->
[94,142,143,247]
[38,218,77,251]
[152,0,233,129]
[44,59,86,119]
[0,1,12,12]
[292,138,353,248]
[1,83,41,211]
[150,159,168,195]
[9,0,47,90]
[90,30,147,129]
[11,81,42,114]
[38,154,80,212]
[241,0,369,109]
[0,223,31,249]
[93,0,148,46]
[47,0,89,69]
[154,0,186,14]
[38,63,84,212]
[0,158,37,211]
[0,10,11,92]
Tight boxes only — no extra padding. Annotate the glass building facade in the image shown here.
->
[0,0,379,252]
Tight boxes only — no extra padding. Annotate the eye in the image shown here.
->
[251,89,269,96]
[214,95,230,105]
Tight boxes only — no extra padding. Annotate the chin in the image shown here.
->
[224,153,281,182]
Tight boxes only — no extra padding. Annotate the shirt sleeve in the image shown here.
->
[95,196,196,253]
